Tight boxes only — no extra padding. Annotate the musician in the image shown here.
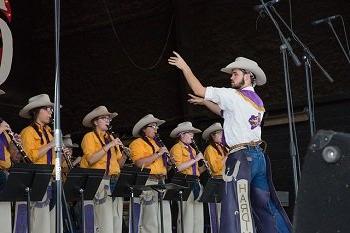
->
[0,117,21,233]
[202,123,228,177]
[202,122,228,233]
[169,53,292,233]
[81,106,127,233]
[16,94,56,233]
[62,134,81,170]
[169,121,204,233]
[129,114,172,233]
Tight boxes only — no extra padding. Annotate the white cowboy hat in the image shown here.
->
[202,122,223,140]
[132,114,165,137]
[19,94,54,119]
[170,121,201,138]
[63,134,79,148]
[220,57,266,86]
[0,89,5,95]
[82,106,118,128]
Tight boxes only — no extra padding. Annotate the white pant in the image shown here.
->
[94,178,123,233]
[177,190,204,233]
[131,179,172,233]
[13,185,61,233]
[0,202,12,233]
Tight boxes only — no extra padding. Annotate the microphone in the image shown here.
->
[254,0,280,12]
[311,15,340,26]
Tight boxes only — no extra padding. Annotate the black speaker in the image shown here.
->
[293,130,350,233]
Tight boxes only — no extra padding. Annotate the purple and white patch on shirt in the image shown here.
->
[249,113,262,130]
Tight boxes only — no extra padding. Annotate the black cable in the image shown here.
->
[101,0,174,71]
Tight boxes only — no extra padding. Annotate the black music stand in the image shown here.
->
[199,177,223,203]
[164,173,197,233]
[199,177,224,233]
[111,165,150,233]
[0,163,54,233]
[63,167,105,233]
[199,169,211,186]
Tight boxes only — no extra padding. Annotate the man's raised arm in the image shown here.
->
[168,51,206,97]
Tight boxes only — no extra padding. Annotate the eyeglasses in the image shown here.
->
[97,116,112,122]
[211,130,222,135]
[41,106,53,112]
[146,124,158,129]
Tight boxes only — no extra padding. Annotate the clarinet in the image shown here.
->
[6,129,33,164]
[107,126,131,159]
[62,148,74,169]
[154,133,178,172]
[191,139,212,177]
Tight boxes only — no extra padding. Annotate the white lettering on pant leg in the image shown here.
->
[237,179,253,233]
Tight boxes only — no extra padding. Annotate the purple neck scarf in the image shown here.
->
[104,136,112,175]
[184,143,197,175]
[153,138,168,167]
[41,127,53,165]
[0,133,9,161]
[47,148,53,165]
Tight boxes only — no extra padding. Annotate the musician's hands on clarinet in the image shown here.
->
[157,146,169,157]
[0,120,10,133]
[195,152,204,162]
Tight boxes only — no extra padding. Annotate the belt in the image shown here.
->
[229,140,266,153]
[148,174,166,181]
[213,175,223,179]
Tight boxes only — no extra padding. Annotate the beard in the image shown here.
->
[231,78,245,89]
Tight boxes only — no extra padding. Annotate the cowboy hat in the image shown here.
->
[19,94,54,119]
[63,134,79,148]
[170,121,201,138]
[132,114,165,137]
[202,122,223,140]
[220,57,266,86]
[82,106,118,128]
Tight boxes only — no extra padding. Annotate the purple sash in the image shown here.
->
[239,89,264,109]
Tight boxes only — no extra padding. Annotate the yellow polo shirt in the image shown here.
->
[81,131,122,175]
[170,141,200,176]
[0,132,12,170]
[129,137,167,175]
[204,144,225,176]
[20,124,55,164]
[79,156,89,168]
